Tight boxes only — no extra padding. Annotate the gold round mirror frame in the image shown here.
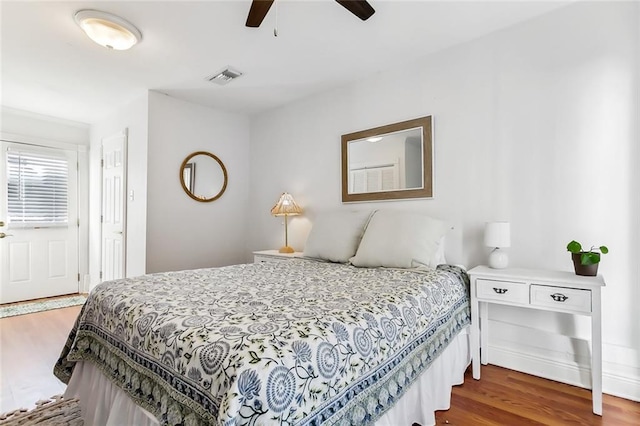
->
[179,151,228,203]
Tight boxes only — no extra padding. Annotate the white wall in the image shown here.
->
[0,107,91,290]
[1,107,89,145]
[249,1,639,400]
[89,94,149,284]
[146,91,250,272]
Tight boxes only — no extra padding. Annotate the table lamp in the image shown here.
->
[485,222,511,269]
[271,192,302,253]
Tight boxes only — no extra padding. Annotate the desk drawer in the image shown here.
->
[530,285,591,314]
[477,278,528,304]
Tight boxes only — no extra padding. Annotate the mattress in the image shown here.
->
[55,260,471,425]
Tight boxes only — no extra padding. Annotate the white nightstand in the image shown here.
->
[467,265,605,415]
[253,250,304,263]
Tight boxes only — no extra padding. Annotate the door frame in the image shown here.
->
[0,131,89,294]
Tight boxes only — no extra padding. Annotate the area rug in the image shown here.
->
[0,395,83,425]
[0,296,86,319]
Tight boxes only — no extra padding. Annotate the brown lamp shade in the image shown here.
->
[271,193,303,217]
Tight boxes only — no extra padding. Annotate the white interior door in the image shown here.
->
[101,132,127,282]
[0,141,79,304]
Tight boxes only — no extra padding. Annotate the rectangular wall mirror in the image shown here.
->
[341,116,433,202]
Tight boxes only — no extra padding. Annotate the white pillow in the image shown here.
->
[350,210,448,269]
[430,236,447,268]
[303,210,374,263]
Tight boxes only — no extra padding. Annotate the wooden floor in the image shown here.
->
[434,366,640,425]
[1,306,639,424]
[0,305,81,412]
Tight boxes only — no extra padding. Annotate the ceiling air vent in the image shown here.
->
[207,67,243,85]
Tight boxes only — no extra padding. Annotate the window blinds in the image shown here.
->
[349,164,399,194]
[7,149,69,227]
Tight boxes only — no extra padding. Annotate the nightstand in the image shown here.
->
[467,265,605,415]
[253,250,304,263]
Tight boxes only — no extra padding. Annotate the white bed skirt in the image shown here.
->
[65,326,470,426]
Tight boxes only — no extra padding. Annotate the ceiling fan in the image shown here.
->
[246,0,375,28]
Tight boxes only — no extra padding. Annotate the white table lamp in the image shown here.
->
[485,222,511,269]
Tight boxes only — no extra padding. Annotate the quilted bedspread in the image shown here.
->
[55,260,470,426]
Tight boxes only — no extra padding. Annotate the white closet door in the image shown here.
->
[101,131,127,282]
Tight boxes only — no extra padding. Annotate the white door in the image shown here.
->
[101,132,127,282]
[0,141,79,304]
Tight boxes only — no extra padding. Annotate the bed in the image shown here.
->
[54,210,471,425]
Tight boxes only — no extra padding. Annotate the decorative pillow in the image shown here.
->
[430,236,447,268]
[303,210,374,263]
[349,210,448,269]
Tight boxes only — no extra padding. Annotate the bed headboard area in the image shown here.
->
[444,224,464,268]
[302,209,465,270]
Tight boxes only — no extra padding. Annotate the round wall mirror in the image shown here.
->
[180,151,228,202]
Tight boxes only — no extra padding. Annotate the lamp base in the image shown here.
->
[279,246,295,254]
[488,248,509,269]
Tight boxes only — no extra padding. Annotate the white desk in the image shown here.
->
[467,266,605,415]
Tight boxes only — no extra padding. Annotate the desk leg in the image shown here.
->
[592,288,603,415]
[480,301,489,365]
[471,280,481,380]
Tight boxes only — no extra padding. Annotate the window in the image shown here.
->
[7,149,69,227]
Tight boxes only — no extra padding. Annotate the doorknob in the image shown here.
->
[0,232,12,239]
[0,221,4,227]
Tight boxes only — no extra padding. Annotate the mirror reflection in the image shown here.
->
[183,163,195,193]
[347,127,423,194]
[341,116,433,202]
[180,151,228,202]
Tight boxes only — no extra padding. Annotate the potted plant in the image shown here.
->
[566,240,609,276]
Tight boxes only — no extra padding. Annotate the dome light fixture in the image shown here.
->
[74,10,142,50]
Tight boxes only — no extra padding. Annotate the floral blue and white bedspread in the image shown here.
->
[55,260,470,426]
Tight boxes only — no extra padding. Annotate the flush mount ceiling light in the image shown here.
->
[74,10,142,50]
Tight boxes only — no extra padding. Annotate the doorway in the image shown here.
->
[100,131,127,282]
[0,141,79,304]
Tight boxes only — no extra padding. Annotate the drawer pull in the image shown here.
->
[493,288,508,294]
[551,293,569,302]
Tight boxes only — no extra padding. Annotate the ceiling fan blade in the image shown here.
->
[335,0,375,21]
[246,0,275,27]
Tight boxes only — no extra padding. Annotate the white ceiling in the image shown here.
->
[1,0,573,124]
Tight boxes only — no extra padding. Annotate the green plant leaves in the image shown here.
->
[567,241,608,263]
[581,252,601,265]
[567,240,582,253]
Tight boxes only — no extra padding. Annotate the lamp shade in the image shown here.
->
[271,193,302,217]
[484,222,511,248]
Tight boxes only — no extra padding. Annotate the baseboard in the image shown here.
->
[488,344,640,402]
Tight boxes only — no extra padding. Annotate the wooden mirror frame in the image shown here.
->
[341,116,433,202]
[179,151,228,202]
